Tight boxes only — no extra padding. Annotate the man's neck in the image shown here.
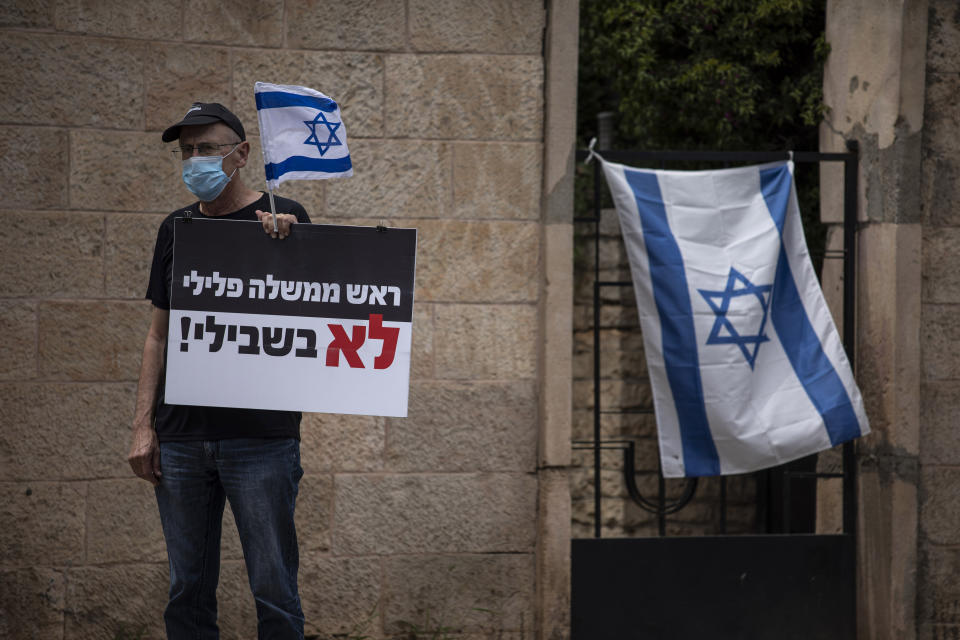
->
[199,181,261,217]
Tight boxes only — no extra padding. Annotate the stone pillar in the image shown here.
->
[539,1,579,637]
[916,2,960,638]
[821,1,927,638]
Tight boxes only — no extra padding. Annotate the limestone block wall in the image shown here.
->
[918,3,960,639]
[0,2,575,639]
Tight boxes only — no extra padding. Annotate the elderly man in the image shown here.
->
[128,102,309,639]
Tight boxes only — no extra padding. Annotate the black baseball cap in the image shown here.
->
[162,102,245,142]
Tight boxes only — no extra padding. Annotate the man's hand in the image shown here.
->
[128,425,161,486]
[255,209,297,239]
[130,306,166,486]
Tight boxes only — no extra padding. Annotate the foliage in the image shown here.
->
[576,0,830,268]
[578,0,828,152]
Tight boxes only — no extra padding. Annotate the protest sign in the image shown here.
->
[164,218,416,417]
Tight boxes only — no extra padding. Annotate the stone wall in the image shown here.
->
[0,2,576,639]
[821,0,960,638]
[918,2,960,639]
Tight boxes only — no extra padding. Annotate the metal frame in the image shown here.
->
[573,143,860,539]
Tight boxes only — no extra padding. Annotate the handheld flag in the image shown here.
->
[599,157,869,477]
[254,81,353,188]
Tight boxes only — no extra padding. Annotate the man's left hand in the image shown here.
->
[255,209,297,239]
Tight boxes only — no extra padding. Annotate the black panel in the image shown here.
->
[572,536,855,640]
[171,218,417,322]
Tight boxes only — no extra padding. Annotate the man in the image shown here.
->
[128,102,310,639]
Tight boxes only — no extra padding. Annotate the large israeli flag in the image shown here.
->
[600,157,869,477]
[254,81,353,188]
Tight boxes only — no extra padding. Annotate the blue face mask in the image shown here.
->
[181,144,239,202]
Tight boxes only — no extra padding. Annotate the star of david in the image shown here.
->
[303,111,342,156]
[698,268,773,369]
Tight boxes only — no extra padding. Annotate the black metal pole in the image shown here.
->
[842,140,859,539]
[593,155,603,539]
[783,468,792,533]
[758,470,770,533]
[657,461,667,536]
[719,476,727,534]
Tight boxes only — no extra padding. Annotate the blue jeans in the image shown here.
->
[155,438,304,640]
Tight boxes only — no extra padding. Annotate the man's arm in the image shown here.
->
[128,306,169,485]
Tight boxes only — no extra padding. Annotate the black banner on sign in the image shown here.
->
[170,218,416,322]
[165,219,417,417]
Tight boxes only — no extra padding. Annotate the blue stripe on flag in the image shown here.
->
[264,155,353,181]
[624,168,721,476]
[255,91,338,113]
[760,165,862,445]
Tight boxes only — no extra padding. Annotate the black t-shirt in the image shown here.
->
[146,192,311,442]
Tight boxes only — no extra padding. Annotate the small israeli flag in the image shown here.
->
[254,81,353,188]
[599,157,870,477]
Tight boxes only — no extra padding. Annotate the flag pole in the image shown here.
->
[254,86,279,234]
[267,187,278,233]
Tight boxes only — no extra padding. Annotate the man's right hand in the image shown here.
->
[255,209,297,239]
[128,425,161,486]
[130,306,167,486]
